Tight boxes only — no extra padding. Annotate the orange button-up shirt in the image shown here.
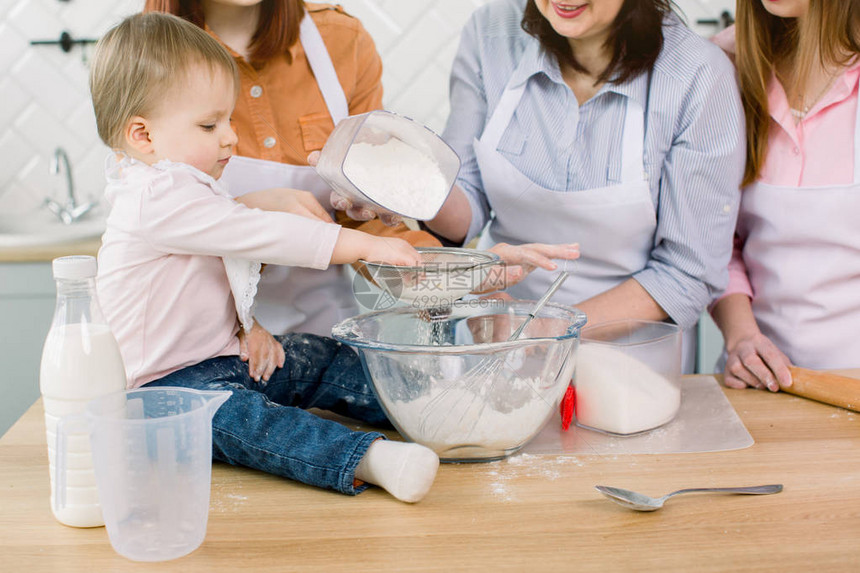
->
[209,3,439,245]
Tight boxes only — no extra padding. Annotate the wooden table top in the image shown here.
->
[0,238,100,263]
[2,375,859,572]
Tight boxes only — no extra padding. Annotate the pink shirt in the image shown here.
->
[712,27,860,300]
[97,159,341,388]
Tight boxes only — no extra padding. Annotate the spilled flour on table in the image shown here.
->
[211,481,249,513]
[482,454,586,502]
[829,409,857,421]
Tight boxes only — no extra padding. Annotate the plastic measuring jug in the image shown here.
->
[56,387,230,561]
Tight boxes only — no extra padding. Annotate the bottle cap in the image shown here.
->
[52,255,98,279]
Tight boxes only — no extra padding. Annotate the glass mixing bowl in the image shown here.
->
[332,300,588,462]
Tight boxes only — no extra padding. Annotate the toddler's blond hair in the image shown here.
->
[90,12,238,149]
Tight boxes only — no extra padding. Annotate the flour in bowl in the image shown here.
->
[343,138,449,220]
[574,343,681,435]
[384,375,563,456]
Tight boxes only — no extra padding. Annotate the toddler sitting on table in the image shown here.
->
[90,12,438,502]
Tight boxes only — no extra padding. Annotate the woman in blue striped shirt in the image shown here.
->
[425,0,746,372]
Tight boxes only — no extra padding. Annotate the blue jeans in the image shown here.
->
[143,333,388,495]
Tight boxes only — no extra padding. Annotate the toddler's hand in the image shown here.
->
[365,236,422,266]
[333,229,421,266]
[238,321,285,384]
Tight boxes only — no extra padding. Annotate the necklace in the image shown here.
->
[790,74,839,121]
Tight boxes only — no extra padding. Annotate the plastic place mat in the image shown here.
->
[522,375,754,455]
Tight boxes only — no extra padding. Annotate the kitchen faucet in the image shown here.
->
[44,147,96,224]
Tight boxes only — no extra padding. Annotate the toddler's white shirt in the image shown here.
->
[97,157,341,388]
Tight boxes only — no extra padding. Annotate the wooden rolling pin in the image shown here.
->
[783,367,860,413]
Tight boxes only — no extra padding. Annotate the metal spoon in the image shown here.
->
[595,484,783,512]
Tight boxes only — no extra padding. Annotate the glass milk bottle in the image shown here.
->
[40,256,127,527]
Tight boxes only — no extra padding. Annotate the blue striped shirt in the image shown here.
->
[442,0,745,328]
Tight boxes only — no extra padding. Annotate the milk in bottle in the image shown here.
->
[40,255,127,527]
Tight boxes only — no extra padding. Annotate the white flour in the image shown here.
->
[343,139,449,220]
[385,375,560,455]
[574,343,680,435]
[484,454,585,502]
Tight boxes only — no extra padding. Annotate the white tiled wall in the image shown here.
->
[0,0,140,214]
[336,0,493,132]
[0,0,732,213]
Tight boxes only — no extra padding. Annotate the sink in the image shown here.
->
[0,207,106,248]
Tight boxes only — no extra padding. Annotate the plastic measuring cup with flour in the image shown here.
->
[315,110,460,221]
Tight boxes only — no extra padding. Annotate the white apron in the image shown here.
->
[473,47,696,372]
[220,11,354,336]
[737,99,860,369]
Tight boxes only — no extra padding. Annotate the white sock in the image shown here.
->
[354,440,439,503]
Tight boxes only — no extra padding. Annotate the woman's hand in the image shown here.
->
[711,293,792,392]
[238,321,285,384]
[236,188,333,223]
[328,192,404,227]
[724,330,793,392]
[473,242,580,293]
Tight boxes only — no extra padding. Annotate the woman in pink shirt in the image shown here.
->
[91,13,439,503]
[711,0,860,391]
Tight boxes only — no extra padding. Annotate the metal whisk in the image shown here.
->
[417,272,570,442]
